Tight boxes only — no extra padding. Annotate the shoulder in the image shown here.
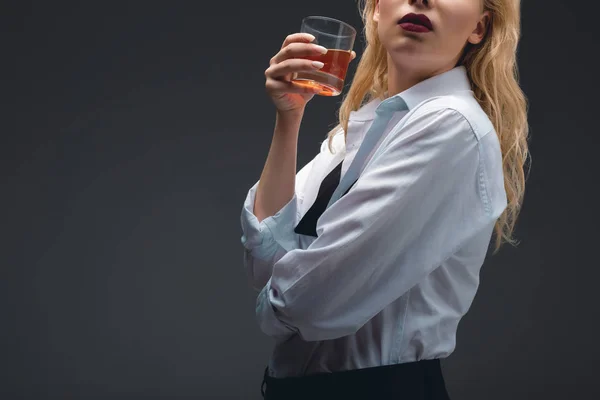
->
[407,92,495,142]
[402,92,507,218]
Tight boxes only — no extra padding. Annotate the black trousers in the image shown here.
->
[261,359,451,400]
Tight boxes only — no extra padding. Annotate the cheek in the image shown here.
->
[376,3,396,39]
[377,2,391,24]
[438,0,480,35]
[440,11,478,47]
[378,0,402,24]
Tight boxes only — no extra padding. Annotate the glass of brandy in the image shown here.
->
[293,16,357,97]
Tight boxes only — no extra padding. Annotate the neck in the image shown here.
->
[386,55,454,97]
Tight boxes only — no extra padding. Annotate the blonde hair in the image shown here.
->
[327,0,530,252]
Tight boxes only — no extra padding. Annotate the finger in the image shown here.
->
[271,42,328,65]
[266,79,321,95]
[266,58,324,81]
[281,33,316,50]
[351,51,357,60]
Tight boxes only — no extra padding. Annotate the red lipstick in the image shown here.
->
[398,13,433,33]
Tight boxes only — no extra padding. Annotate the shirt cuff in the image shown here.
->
[240,181,301,260]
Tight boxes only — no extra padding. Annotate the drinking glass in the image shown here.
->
[292,16,357,97]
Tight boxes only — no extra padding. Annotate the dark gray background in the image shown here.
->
[2,1,598,399]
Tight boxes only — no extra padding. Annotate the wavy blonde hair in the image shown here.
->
[327,0,530,252]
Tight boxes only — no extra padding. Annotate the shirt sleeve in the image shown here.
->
[255,106,499,342]
[240,158,316,291]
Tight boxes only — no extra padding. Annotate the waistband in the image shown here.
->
[261,359,450,400]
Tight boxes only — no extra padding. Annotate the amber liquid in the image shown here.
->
[292,49,352,96]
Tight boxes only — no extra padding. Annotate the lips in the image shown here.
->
[398,13,433,31]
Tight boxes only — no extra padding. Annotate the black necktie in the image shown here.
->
[294,160,357,237]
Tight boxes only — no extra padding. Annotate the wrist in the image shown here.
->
[276,108,304,123]
[275,109,304,136]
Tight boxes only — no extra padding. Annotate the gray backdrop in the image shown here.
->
[2,1,598,399]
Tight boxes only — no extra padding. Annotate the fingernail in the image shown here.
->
[315,45,328,54]
[306,34,316,41]
[312,61,324,69]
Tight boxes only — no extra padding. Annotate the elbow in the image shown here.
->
[243,249,271,292]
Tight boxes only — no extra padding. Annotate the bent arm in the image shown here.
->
[255,107,497,341]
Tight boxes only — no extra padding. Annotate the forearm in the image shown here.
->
[254,111,303,223]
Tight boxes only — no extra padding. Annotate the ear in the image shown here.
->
[468,10,490,45]
[373,0,381,23]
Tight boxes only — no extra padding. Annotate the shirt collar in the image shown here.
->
[349,66,472,122]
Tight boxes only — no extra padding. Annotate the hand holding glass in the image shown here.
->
[292,16,357,97]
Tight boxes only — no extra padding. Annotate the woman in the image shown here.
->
[240,0,529,398]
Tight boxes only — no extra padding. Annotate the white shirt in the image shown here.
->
[240,66,507,378]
